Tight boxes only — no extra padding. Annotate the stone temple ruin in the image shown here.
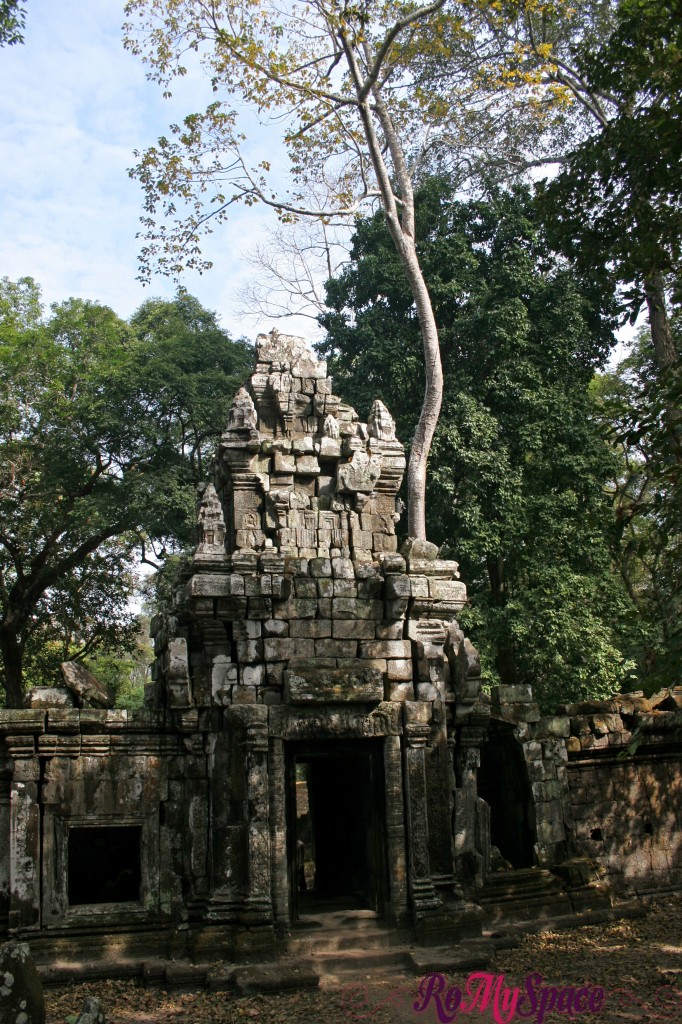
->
[1,332,682,966]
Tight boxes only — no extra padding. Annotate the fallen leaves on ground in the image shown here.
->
[45,894,682,1024]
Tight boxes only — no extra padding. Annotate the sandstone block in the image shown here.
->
[242,664,265,687]
[274,453,296,473]
[263,638,314,661]
[375,620,404,640]
[350,530,373,549]
[333,579,357,597]
[385,681,415,702]
[284,664,383,703]
[332,620,376,640]
[385,574,411,599]
[296,455,320,474]
[314,639,358,659]
[333,598,383,619]
[373,533,398,552]
[308,557,332,577]
[317,578,334,597]
[332,557,355,578]
[294,578,317,597]
[385,599,409,619]
[0,942,45,1024]
[357,577,383,599]
[263,619,288,637]
[409,575,429,598]
[386,658,413,681]
[319,437,341,458]
[428,579,467,602]
[236,640,263,663]
[533,717,571,739]
[232,686,257,704]
[359,640,411,660]
[273,598,317,619]
[290,620,333,638]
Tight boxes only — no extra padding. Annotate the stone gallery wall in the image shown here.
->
[563,691,682,894]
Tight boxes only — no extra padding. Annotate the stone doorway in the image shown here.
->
[285,740,388,922]
[478,719,536,868]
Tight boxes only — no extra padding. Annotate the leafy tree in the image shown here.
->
[0,279,251,707]
[321,181,635,708]
[422,0,682,375]
[592,333,682,687]
[0,0,26,47]
[533,0,682,373]
[127,291,253,561]
[87,620,154,711]
[124,0,500,540]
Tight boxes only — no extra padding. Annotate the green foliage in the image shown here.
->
[0,0,26,47]
[592,333,682,688]
[535,0,682,319]
[0,280,251,706]
[321,181,634,709]
[87,621,153,711]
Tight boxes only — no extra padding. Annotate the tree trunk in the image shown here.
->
[0,625,25,708]
[644,271,677,371]
[389,232,443,541]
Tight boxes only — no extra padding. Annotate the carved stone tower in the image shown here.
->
[150,332,484,955]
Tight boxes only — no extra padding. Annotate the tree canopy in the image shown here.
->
[320,180,636,708]
[0,279,251,707]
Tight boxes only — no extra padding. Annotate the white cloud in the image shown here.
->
[0,0,320,340]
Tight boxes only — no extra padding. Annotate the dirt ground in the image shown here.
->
[45,894,682,1024]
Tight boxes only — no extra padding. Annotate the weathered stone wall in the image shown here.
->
[563,691,682,894]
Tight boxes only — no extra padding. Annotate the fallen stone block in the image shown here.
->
[0,941,45,1024]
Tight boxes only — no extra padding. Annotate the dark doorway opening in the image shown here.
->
[68,825,142,905]
[477,720,535,869]
[286,740,387,920]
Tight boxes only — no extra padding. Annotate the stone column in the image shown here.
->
[402,702,441,916]
[0,751,11,935]
[7,735,41,931]
[232,706,273,927]
[383,733,410,928]
[268,736,289,934]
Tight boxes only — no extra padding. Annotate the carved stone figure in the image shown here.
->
[368,399,396,441]
[227,387,257,430]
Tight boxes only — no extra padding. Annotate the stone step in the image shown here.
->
[407,941,496,975]
[307,947,410,975]
[288,926,396,953]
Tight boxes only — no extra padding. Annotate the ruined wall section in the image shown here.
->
[563,691,682,894]
[149,332,469,714]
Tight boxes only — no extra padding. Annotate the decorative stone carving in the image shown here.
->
[227,387,257,431]
[368,399,396,441]
[336,451,382,494]
[196,483,226,553]
[322,414,339,439]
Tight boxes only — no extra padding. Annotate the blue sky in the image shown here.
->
[0,0,315,340]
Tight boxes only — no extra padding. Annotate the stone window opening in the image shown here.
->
[67,825,142,906]
[590,827,604,842]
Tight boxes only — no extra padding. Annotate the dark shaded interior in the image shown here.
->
[68,825,142,905]
[477,720,536,868]
[287,740,387,917]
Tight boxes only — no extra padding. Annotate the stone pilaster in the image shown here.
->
[268,736,289,934]
[383,733,410,928]
[402,702,440,915]
[7,735,41,931]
